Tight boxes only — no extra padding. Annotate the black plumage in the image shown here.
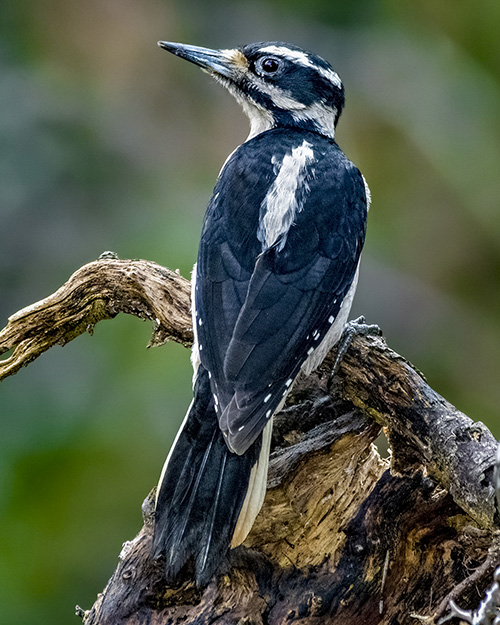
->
[197,128,366,454]
[153,40,369,586]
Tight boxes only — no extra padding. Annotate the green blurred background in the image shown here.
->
[1,0,499,622]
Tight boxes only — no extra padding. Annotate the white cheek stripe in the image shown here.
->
[250,72,337,139]
[258,140,315,250]
[253,77,306,111]
[291,101,336,139]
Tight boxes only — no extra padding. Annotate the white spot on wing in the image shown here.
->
[302,263,361,376]
[264,393,272,403]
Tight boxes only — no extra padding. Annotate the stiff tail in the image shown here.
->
[153,365,267,586]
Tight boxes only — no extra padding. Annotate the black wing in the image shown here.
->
[195,129,367,454]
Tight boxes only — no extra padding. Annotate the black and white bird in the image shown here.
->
[153,40,370,585]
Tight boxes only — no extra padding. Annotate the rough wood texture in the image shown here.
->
[330,338,498,531]
[2,257,499,625]
[0,257,192,381]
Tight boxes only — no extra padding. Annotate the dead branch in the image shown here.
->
[2,256,499,625]
[0,257,192,381]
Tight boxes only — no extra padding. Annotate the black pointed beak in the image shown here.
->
[158,41,241,79]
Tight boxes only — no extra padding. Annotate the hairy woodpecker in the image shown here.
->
[153,40,370,585]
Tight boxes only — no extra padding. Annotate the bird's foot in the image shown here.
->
[329,316,382,383]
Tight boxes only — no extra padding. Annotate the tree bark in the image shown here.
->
[1,257,499,625]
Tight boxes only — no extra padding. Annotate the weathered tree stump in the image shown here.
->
[1,256,499,625]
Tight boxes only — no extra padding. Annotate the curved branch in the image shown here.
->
[0,257,192,381]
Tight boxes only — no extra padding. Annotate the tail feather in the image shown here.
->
[198,450,228,573]
[153,365,264,586]
[174,428,218,548]
[231,417,273,547]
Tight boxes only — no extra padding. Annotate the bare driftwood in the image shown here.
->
[2,256,499,625]
[0,256,192,381]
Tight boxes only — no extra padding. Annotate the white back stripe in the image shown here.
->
[258,140,314,250]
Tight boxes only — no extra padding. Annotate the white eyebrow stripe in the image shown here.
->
[259,45,309,63]
[258,45,343,89]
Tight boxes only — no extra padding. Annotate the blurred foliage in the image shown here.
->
[0,1,499,623]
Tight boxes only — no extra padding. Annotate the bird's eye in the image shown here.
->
[256,57,282,76]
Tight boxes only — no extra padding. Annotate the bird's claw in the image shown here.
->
[329,316,382,384]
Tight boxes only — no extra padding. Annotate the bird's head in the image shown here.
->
[159,41,345,140]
